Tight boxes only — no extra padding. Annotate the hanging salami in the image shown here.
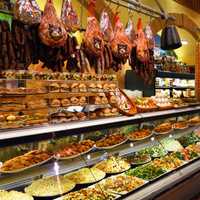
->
[61,0,79,32]
[39,0,68,47]
[14,0,41,25]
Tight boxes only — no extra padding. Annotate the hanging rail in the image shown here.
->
[0,9,13,16]
[106,0,175,20]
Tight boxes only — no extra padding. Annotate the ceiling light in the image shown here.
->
[181,39,188,45]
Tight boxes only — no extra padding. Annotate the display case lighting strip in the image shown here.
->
[0,106,199,145]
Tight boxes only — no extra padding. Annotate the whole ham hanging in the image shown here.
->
[110,13,131,60]
[100,10,114,42]
[135,18,149,63]
[84,16,104,57]
[145,24,155,49]
[125,17,136,47]
[39,0,67,47]
[61,0,79,32]
[14,0,41,24]
[129,19,155,85]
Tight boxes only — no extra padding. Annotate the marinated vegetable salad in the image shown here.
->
[138,145,168,158]
[126,164,166,181]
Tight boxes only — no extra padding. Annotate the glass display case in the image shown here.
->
[0,104,200,200]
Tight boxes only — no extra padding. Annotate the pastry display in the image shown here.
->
[89,96,109,105]
[55,140,95,159]
[95,108,119,118]
[128,129,152,141]
[126,154,151,165]
[79,83,87,92]
[0,150,53,173]
[0,190,33,200]
[61,99,71,107]
[64,167,106,184]
[71,83,79,92]
[88,83,97,92]
[0,104,26,112]
[98,174,145,195]
[94,157,131,174]
[126,163,166,181]
[25,176,75,197]
[26,99,47,109]
[50,99,61,108]
[96,133,127,149]
[60,83,70,92]
[79,96,87,105]
[70,97,79,105]
[154,122,173,134]
[50,111,87,124]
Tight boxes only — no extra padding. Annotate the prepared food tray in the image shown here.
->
[189,116,200,126]
[25,176,75,198]
[94,157,131,174]
[55,185,119,200]
[153,122,173,135]
[138,145,168,158]
[172,149,199,161]
[178,133,200,147]
[95,133,127,149]
[128,129,152,141]
[64,167,106,185]
[186,144,200,155]
[0,150,53,173]
[173,121,188,130]
[97,173,146,195]
[135,97,158,113]
[55,140,95,160]
[152,155,184,171]
[126,154,151,165]
[126,163,167,181]
[160,138,183,152]
[0,190,33,200]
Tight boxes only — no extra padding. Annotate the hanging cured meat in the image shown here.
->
[61,0,79,32]
[145,24,155,49]
[110,14,131,60]
[100,10,114,42]
[14,0,41,25]
[129,18,155,85]
[135,18,149,63]
[84,16,104,57]
[39,0,68,47]
[125,18,136,47]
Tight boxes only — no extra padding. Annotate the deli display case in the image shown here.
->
[0,102,200,200]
